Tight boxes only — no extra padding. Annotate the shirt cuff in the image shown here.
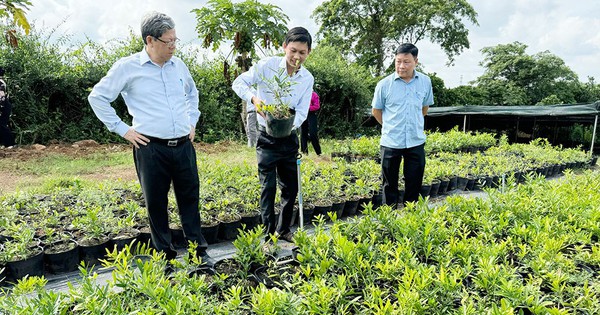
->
[115,122,131,137]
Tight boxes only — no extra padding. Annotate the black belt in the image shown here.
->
[144,135,189,147]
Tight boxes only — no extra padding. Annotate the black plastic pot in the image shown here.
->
[330,201,345,219]
[456,176,469,191]
[419,184,431,198]
[448,176,458,191]
[357,196,372,213]
[298,205,315,226]
[112,229,141,252]
[218,219,242,241]
[5,246,44,282]
[79,236,111,266]
[44,240,79,274]
[169,226,187,249]
[312,204,332,219]
[265,112,295,138]
[202,223,220,245]
[342,198,360,216]
[429,180,441,198]
[438,179,449,195]
[241,212,261,231]
[371,193,383,209]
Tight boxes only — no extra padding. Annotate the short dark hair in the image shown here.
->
[285,27,312,50]
[141,11,175,45]
[395,43,418,58]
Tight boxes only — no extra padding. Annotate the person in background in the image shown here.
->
[232,27,314,243]
[301,90,322,155]
[371,43,434,207]
[0,67,15,148]
[88,11,213,266]
[246,101,258,147]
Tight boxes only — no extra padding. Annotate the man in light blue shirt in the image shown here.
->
[372,43,434,207]
[88,11,212,266]
[232,27,314,243]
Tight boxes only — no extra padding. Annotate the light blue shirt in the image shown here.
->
[232,56,314,129]
[372,70,434,149]
[88,48,200,139]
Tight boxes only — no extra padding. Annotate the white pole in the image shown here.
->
[591,115,598,157]
[463,115,467,132]
[296,156,304,229]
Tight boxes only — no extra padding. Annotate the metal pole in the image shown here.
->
[463,115,467,132]
[591,115,598,157]
[296,154,304,229]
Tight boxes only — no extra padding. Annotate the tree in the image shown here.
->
[474,42,579,105]
[192,0,289,74]
[192,0,289,133]
[312,0,477,75]
[0,0,31,47]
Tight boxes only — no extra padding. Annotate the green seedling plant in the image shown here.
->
[256,61,300,119]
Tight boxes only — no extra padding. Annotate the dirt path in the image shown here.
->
[0,143,137,194]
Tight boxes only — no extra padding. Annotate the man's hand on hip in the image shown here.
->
[124,128,149,149]
[189,126,196,142]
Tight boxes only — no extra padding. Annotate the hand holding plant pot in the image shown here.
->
[255,60,300,138]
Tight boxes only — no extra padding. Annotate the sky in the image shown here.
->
[25,0,600,88]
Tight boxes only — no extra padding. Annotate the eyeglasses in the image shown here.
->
[154,36,180,48]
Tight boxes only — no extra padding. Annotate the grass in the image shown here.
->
[0,139,341,195]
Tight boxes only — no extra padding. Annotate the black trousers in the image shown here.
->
[133,139,207,259]
[380,143,426,207]
[0,99,14,147]
[256,130,299,236]
[300,111,321,155]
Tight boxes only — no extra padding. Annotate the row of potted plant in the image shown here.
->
[1,169,599,313]
[0,135,594,282]
[330,127,499,161]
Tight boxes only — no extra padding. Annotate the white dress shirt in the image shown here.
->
[232,56,314,129]
[88,48,200,139]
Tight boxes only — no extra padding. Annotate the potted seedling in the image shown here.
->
[256,60,301,138]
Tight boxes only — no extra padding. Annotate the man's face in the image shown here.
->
[395,53,418,80]
[148,29,178,64]
[283,41,310,70]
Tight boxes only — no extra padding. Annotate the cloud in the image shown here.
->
[25,0,600,88]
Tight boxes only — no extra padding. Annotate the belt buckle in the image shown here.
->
[167,140,178,147]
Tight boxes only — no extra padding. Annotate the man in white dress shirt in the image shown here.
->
[232,27,314,243]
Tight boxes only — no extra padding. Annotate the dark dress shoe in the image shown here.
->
[197,250,216,267]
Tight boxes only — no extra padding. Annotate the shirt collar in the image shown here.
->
[393,70,419,81]
[139,47,174,66]
[278,57,306,78]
